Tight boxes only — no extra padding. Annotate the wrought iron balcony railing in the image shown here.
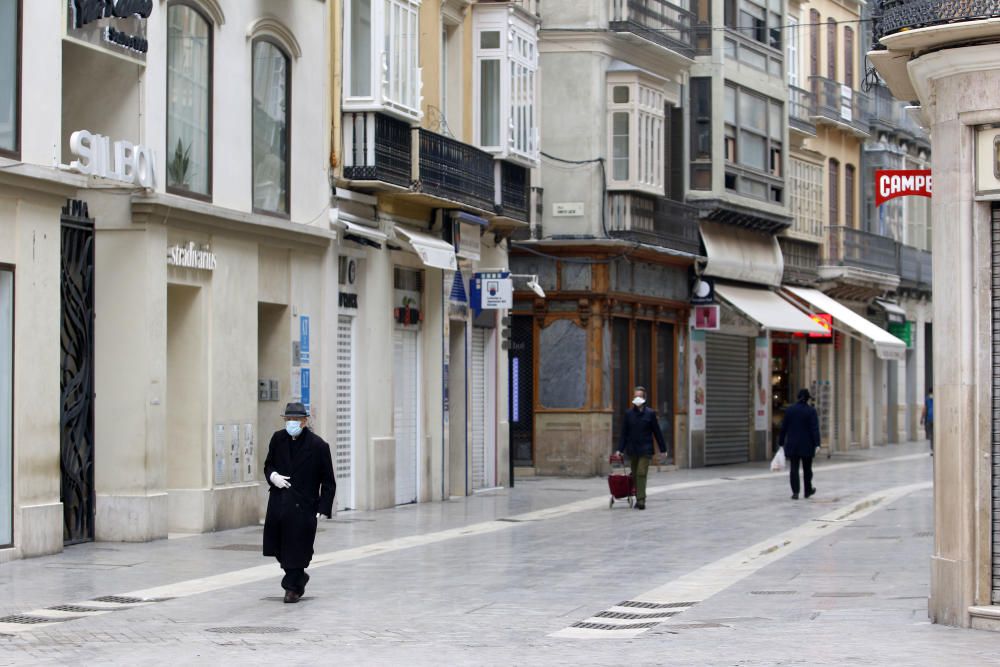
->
[789,86,817,135]
[417,129,495,212]
[898,244,932,290]
[343,112,412,188]
[609,0,695,58]
[810,76,871,136]
[499,161,530,222]
[607,192,701,255]
[873,0,1000,47]
[826,226,900,276]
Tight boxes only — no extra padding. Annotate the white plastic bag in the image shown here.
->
[770,447,786,472]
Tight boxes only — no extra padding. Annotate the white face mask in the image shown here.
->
[285,420,303,438]
[632,396,646,407]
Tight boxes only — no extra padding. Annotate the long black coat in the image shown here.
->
[262,428,336,569]
[618,406,668,457]
[779,399,821,459]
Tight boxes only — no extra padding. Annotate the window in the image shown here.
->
[0,266,11,548]
[0,0,19,156]
[473,6,538,162]
[607,75,664,193]
[252,40,290,215]
[844,26,854,89]
[828,158,840,226]
[827,18,837,81]
[345,0,421,120]
[809,10,819,79]
[845,164,855,228]
[690,77,712,190]
[724,83,784,201]
[167,3,212,197]
[789,158,824,238]
[727,0,782,49]
[787,15,799,87]
[610,317,677,454]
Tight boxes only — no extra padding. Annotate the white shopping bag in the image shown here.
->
[770,447,786,472]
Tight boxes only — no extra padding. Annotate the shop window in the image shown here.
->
[610,317,678,450]
[539,320,587,409]
[252,39,291,216]
[0,0,19,157]
[167,2,213,197]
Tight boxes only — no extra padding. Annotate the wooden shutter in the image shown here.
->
[845,164,855,229]
[829,159,840,227]
[809,10,820,77]
[827,19,837,81]
[844,26,854,88]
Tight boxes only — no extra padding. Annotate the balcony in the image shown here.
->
[868,84,932,148]
[789,86,816,136]
[809,76,871,137]
[607,192,701,255]
[342,112,412,189]
[498,161,530,223]
[898,244,932,292]
[609,0,695,58]
[415,129,495,212]
[873,0,1000,45]
[779,236,819,285]
[826,226,899,276]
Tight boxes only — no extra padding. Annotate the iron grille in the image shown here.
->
[343,112,412,187]
[416,129,494,211]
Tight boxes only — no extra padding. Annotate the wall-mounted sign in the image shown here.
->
[552,202,584,217]
[338,257,357,286]
[453,221,481,261]
[839,85,853,123]
[67,0,153,60]
[690,277,715,305]
[797,313,833,344]
[975,126,1000,197]
[754,337,768,431]
[471,272,513,313]
[69,130,156,188]
[693,305,719,330]
[300,368,311,412]
[299,316,310,365]
[875,169,932,206]
[689,330,706,431]
[888,320,913,349]
[167,242,216,270]
[339,292,359,310]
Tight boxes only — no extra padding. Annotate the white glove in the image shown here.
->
[269,471,291,489]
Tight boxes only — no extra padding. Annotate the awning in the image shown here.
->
[328,209,387,248]
[700,220,783,287]
[715,283,829,334]
[450,210,488,227]
[394,226,457,271]
[875,299,907,324]
[783,287,907,361]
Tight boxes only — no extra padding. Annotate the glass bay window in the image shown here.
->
[607,72,665,195]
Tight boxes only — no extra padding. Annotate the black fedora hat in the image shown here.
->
[282,402,309,417]
[797,388,813,401]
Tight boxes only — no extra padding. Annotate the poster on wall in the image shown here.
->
[213,424,226,485]
[300,368,311,412]
[690,330,706,431]
[300,315,310,364]
[754,337,769,431]
[242,423,255,482]
[230,424,240,484]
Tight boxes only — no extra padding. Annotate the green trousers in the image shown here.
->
[629,455,651,502]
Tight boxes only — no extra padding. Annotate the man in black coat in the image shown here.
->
[616,386,668,510]
[263,402,336,603]
[779,388,821,500]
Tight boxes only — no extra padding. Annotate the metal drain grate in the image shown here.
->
[618,601,697,609]
[205,626,298,635]
[571,621,661,631]
[496,518,525,523]
[915,531,934,537]
[812,592,875,598]
[750,590,797,595]
[595,611,678,620]
[211,544,261,552]
[867,536,902,540]
[0,615,67,624]
[46,605,105,613]
[90,596,145,604]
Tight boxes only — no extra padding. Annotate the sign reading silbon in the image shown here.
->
[875,169,932,206]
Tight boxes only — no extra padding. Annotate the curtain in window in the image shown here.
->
[0,0,17,153]
[350,0,372,97]
[612,112,630,181]
[252,41,290,214]
[480,59,500,146]
[167,5,211,194]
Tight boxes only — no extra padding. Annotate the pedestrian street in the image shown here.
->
[0,441,994,666]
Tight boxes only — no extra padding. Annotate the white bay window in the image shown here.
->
[473,4,538,165]
[606,72,665,194]
[345,0,422,121]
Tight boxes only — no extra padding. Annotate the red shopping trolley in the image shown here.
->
[608,453,635,508]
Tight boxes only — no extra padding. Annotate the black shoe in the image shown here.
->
[790,493,799,500]
[299,573,310,596]
[636,502,646,510]
[283,590,301,604]
[805,487,817,498]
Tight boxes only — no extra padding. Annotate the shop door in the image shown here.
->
[991,202,1000,602]
[508,315,534,467]
[393,328,419,505]
[60,200,95,545]
[470,326,495,490]
[335,315,356,510]
[0,267,12,548]
[705,333,751,465]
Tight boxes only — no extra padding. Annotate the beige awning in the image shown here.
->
[394,226,457,271]
[716,283,829,334]
[700,220,783,287]
[783,287,907,360]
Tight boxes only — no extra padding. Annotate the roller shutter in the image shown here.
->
[393,328,419,505]
[705,333,751,465]
[992,203,1000,602]
[471,327,487,490]
[335,315,355,510]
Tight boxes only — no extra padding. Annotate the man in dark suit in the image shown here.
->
[616,386,668,510]
[779,388,821,500]
[263,402,336,603]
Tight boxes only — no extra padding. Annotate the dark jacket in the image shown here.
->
[779,399,821,459]
[618,406,668,457]
[262,427,336,569]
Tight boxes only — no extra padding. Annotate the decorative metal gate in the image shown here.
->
[60,200,95,545]
[508,315,534,467]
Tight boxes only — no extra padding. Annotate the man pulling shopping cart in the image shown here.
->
[615,386,668,510]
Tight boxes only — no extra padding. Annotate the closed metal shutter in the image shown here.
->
[335,316,354,511]
[992,203,1000,602]
[471,327,487,490]
[393,328,419,505]
[705,333,751,465]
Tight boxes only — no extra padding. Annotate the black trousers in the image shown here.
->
[281,567,309,594]
[788,456,813,495]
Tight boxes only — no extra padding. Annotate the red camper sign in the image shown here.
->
[875,169,932,206]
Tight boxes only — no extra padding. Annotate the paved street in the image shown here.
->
[0,441,995,666]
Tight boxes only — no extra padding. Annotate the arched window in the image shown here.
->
[252,39,290,216]
[167,2,213,197]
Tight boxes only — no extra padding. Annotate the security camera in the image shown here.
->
[526,277,546,299]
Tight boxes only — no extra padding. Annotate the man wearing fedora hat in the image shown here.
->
[262,402,336,603]
[778,388,821,500]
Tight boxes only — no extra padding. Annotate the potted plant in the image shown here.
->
[167,138,192,189]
